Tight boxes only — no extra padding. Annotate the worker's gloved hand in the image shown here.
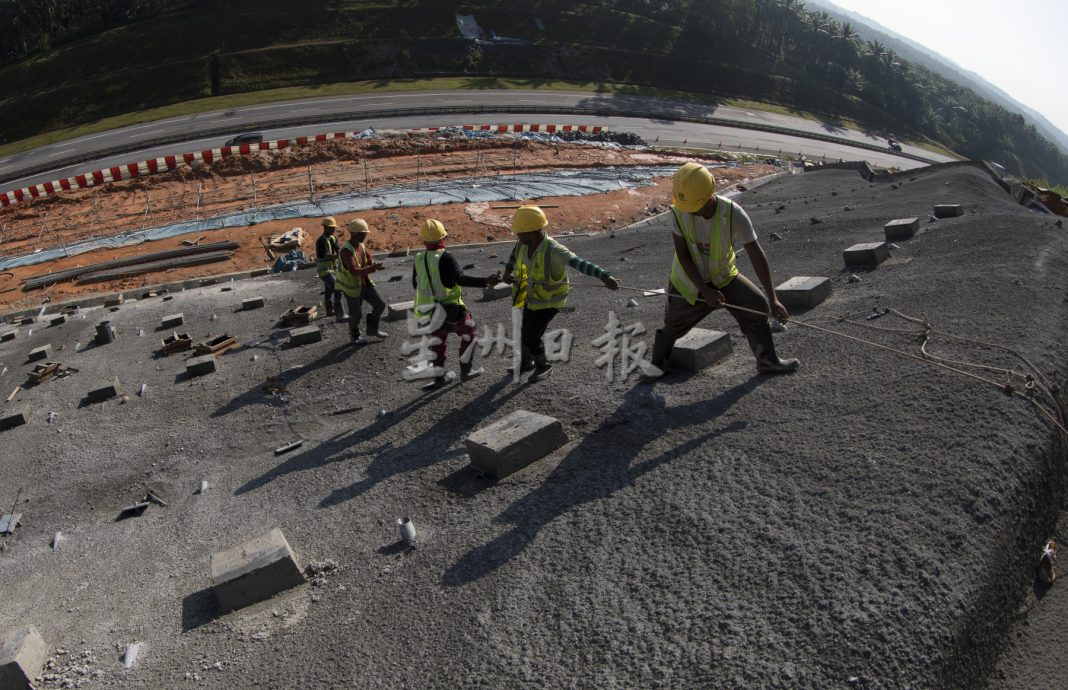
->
[700,286,726,307]
[603,277,621,291]
[770,299,790,322]
[371,262,385,272]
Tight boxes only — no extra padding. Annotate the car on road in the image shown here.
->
[224,132,264,147]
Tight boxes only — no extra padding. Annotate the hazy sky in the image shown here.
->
[824,0,1068,138]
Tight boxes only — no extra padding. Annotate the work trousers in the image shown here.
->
[521,307,559,366]
[431,308,478,368]
[344,286,386,339]
[656,274,771,362]
[320,273,343,315]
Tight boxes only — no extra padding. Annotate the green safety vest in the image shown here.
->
[515,237,569,311]
[335,241,370,298]
[316,234,339,278]
[669,198,737,304]
[414,249,464,317]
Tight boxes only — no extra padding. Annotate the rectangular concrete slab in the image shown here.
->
[87,377,121,403]
[883,218,919,241]
[161,313,185,329]
[383,300,415,323]
[49,315,66,327]
[242,297,265,310]
[288,325,322,346]
[0,329,16,342]
[843,242,890,268]
[0,405,29,432]
[669,328,732,372]
[0,625,47,690]
[465,410,568,480]
[776,277,831,310]
[103,295,125,307]
[250,268,270,277]
[211,528,306,612]
[933,204,963,218]
[186,355,217,377]
[27,345,52,362]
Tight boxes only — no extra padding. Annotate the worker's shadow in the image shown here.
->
[234,375,503,496]
[318,378,524,507]
[441,378,762,587]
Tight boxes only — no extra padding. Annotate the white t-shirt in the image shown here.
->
[671,196,757,282]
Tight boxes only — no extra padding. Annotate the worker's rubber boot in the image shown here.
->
[460,359,484,382]
[528,353,553,382]
[643,329,674,380]
[747,330,800,375]
[367,315,389,339]
[507,345,535,376]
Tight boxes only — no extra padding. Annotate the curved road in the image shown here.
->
[0,90,956,192]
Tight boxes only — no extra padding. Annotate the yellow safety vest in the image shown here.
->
[669,198,738,304]
[414,249,464,317]
[335,241,370,298]
[317,234,339,278]
[515,237,569,311]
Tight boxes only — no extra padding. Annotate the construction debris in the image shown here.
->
[398,517,417,545]
[160,333,193,355]
[117,502,151,519]
[279,306,317,326]
[1038,540,1057,584]
[274,440,303,456]
[193,334,239,356]
[269,228,306,252]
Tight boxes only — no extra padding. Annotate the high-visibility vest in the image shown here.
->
[515,237,569,311]
[508,242,529,309]
[414,249,464,317]
[336,241,370,298]
[316,234,339,278]
[668,198,737,304]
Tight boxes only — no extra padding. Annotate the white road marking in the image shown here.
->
[46,149,76,158]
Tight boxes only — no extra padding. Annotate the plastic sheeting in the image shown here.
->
[1,165,687,272]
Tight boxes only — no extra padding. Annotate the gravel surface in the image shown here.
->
[0,163,1065,688]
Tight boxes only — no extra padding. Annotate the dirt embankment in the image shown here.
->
[0,134,777,313]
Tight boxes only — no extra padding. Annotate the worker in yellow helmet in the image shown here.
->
[335,218,388,346]
[648,161,799,377]
[411,219,501,390]
[315,216,345,321]
[502,205,621,382]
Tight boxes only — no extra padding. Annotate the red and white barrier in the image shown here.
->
[0,123,605,208]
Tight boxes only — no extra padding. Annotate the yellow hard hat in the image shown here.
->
[672,162,716,213]
[348,219,369,234]
[511,205,548,233]
[419,219,448,242]
[321,216,338,228]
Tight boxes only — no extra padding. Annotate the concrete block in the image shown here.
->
[383,300,415,323]
[0,625,48,689]
[776,277,832,310]
[0,329,16,342]
[242,297,265,310]
[49,315,66,327]
[250,268,270,277]
[161,313,185,329]
[103,294,125,307]
[669,328,732,372]
[0,405,29,432]
[288,325,322,346]
[186,355,217,377]
[481,283,512,301]
[933,204,963,218]
[843,242,890,268]
[211,528,306,612]
[883,217,919,241]
[87,377,121,403]
[27,345,52,362]
[465,410,568,480]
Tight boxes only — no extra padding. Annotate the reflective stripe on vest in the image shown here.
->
[518,237,569,311]
[414,249,464,316]
[317,234,339,277]
[335,241,364,298]
[668,199,737,304]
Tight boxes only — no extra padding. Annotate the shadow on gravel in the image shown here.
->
[441,378,763,586]
[318,379,525,507]
[181,587,219,632]
[212,344,351,418]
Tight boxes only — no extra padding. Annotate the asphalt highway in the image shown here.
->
[0,90,956,192]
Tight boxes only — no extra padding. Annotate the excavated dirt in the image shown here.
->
[0,134,776,313]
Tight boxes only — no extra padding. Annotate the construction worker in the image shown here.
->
[502,205,621,382]
[647,162,799,377]
[336,218,388,346]
[412,219,501,390]
[315,216,345,321]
